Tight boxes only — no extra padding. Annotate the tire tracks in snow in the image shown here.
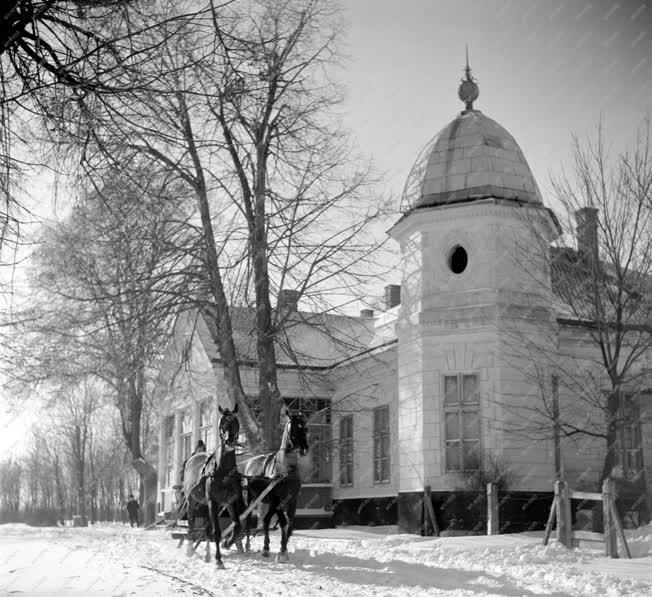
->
[137,563,218,597]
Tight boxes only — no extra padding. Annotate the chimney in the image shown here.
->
[384,284,401,310]
[574,207,599,259]
[360,309,375,318]
[278,289,300,311]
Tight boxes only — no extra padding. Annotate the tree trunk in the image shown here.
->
[594,389,620,532]
[177,90,262,449]
[133,457,157,526]
[600,389,620,484]
[119,477,125,523]
[54,453,65,525]
[253,146,282,451]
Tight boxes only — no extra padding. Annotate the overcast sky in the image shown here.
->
[342,0,652,204]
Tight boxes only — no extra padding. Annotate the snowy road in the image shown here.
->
[1,523,652,596]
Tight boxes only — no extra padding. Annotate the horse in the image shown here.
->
[204,404,248,567]
[183,404,247,568]
[242,406,309,562]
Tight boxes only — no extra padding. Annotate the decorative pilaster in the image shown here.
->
[192,401,201,446]
[172,410,182,487]
[157,419,166,498]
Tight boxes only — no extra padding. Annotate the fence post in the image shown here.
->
[423,485,439,537]
[487,482,499,535]
[602,478,618,558]
[555,480,571,548]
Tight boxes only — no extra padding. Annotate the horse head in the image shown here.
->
[217,404,240,451]
[281,405,309,456]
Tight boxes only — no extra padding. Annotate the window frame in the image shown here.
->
[180,408,193,462]
[283,397,332,483]
[372,405,391,484]
[164,416,175,487]
[339,415,354,487]
[615,393,645,481]
[442,372,481,473]
[199,399,214,451]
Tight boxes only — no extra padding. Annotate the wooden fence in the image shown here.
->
[483,479,631,558]
[540,478,631,558]
[422,480,632,559]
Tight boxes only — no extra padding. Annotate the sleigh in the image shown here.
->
[170,474,284,552]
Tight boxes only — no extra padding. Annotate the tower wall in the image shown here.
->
[390,199,558,531]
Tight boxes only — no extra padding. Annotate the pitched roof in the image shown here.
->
[551,246,651,325]
[194,306,388,369]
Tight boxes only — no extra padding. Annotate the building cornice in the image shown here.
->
[209,338,398,372]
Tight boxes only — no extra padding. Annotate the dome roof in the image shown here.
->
[401,109,543,212]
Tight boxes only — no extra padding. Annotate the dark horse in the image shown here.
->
[183,404,246,568]
[242,406,309,562]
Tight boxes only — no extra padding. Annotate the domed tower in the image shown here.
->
[390,57,560,532]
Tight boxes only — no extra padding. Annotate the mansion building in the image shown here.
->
[156,66,651,532]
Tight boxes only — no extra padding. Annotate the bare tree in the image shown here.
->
[0,1,207,281]
[4,169,191,523]
[503,120,652,511]
[46,0,392,451]
[0,458,22,514]
[0,403,139,524]
[48,380,98,524]
[0,0,134,259]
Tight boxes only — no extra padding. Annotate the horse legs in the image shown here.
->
[286,498,297,541]
[206,493,224,569]
[276,509,289,563]
[204,533,211,563]
[261,500,275,557]
[225,501,244,553]
[243,486,251,552]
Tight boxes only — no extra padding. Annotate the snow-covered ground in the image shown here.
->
[1,522,652,596]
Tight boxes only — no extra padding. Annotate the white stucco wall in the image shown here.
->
[330,347,399,501]
[390,198,560,495]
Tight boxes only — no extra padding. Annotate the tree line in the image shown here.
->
[0,382,145,525]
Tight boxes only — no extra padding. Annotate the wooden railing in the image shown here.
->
[540,479,631,559]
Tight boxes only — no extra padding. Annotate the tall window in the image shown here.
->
[373,405,390,483]
[339,415,354,487]
[180,409,192,461]
[199,400,214,451]
[444,374,481,472]
[164,416,175,487]
[616,394,644,480]
[284,397,331,483]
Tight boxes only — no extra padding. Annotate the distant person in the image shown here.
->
[126,494,139,527]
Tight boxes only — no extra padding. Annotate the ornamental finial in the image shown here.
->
[458,45,479,111]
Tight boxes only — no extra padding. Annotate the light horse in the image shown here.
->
[243,406,309,562]
[183,404,247,568]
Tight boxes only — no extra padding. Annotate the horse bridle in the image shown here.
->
[201,413,239,478]
[284,415,308,456]
[219,413,239,451]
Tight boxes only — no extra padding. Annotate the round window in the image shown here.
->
[448,245,468,274]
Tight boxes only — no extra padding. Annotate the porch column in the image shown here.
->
[192,401,201,447]
[157,418,166,498]
[172,409,182,488]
